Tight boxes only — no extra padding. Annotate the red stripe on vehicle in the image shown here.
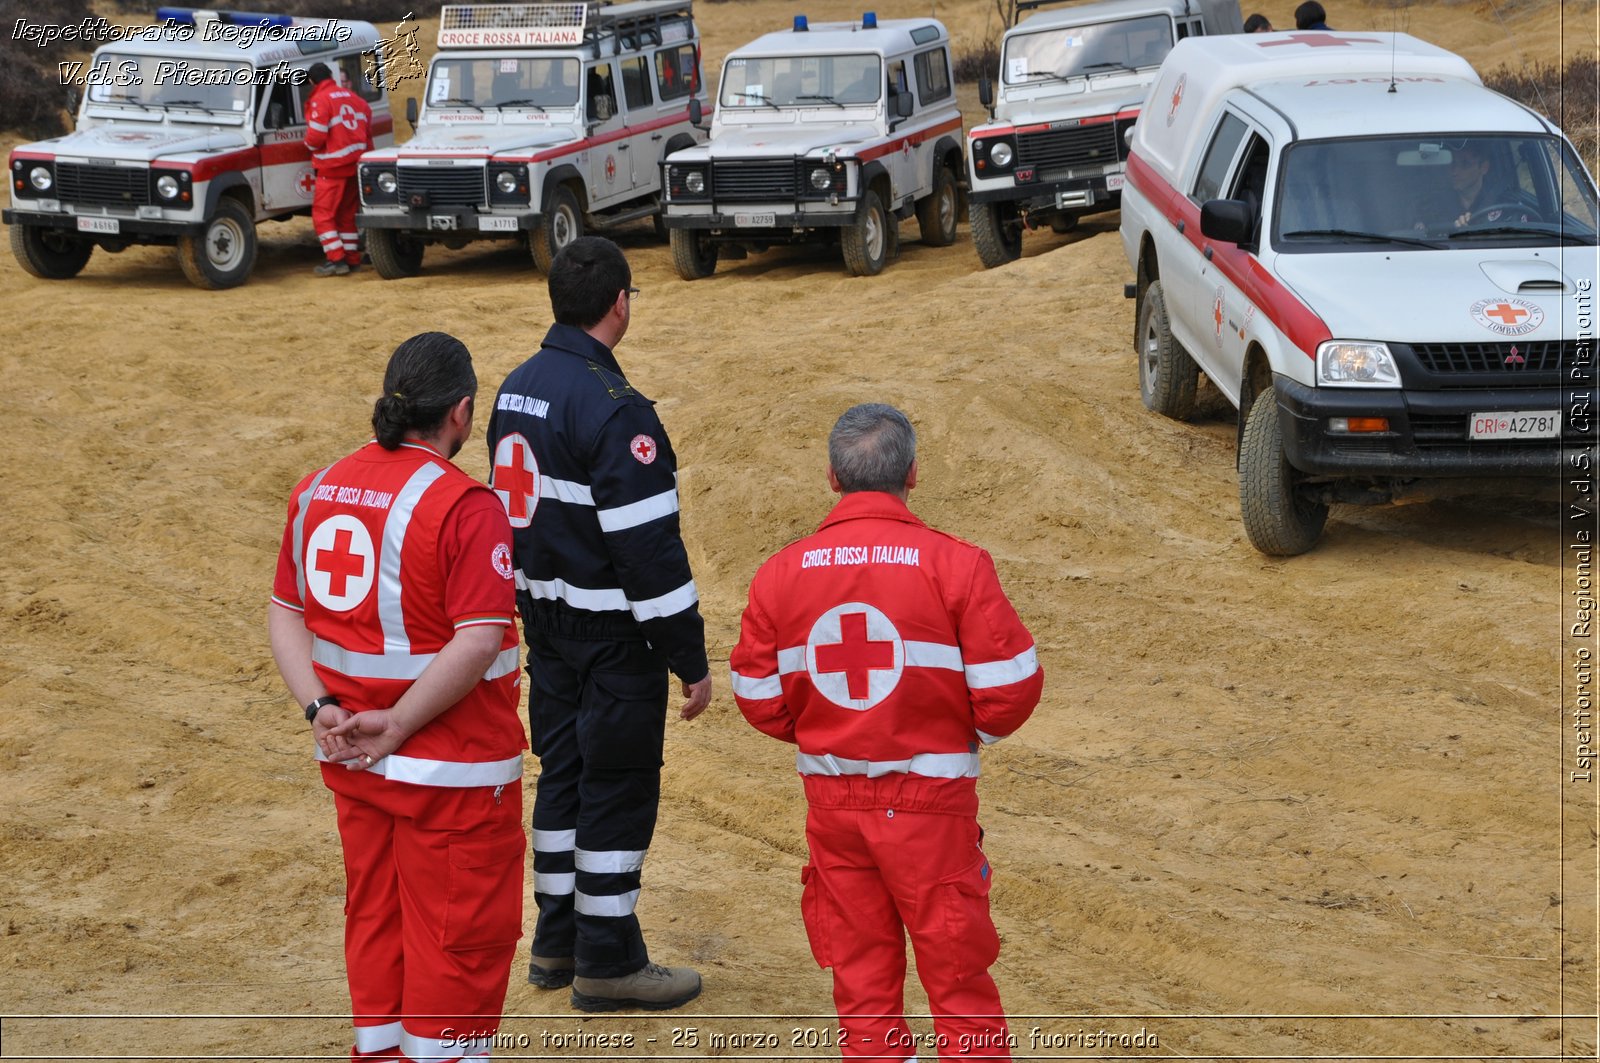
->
[1125,150,1329,360]
[1013,111,1123,136]
[525,110,696,163]
[180,148,263,183]
[856,116,963,162]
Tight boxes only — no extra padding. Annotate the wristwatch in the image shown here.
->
[304,695,342,722]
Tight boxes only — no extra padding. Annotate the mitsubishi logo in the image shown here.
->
[1504,346,1526,366]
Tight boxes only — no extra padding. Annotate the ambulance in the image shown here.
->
[5,7,391,289]
[1119,32,1598,554]
[965,0,1241,268]
[659,13,965,278]
[354,2,707,278]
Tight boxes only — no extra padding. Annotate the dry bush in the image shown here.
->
[1483,54,1600,161]
[0,0,97,139]
[953,39,1000,84]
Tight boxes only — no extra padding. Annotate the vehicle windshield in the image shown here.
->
[1275,134,1600,250]
[86,52,252,114]
[426,56,581,109]
[1002,15,1172,84]
[719,53,881,107]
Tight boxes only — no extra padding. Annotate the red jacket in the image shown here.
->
[304,79,372,177]
[730,492,1042,813]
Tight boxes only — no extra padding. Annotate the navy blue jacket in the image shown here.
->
[487,324,709,683]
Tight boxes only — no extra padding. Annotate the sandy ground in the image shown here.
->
[1,0,1598,1059]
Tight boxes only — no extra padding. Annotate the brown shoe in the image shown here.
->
[571,962,701,1012]
[529,954,575,989]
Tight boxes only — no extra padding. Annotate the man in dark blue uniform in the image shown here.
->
[487,236,712,1012]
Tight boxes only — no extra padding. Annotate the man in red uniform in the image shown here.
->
[303,61,372,276]
[731,403,1043,1061]
[269,332,527,1062]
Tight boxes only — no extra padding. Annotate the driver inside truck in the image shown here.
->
[1413,141,1530,231]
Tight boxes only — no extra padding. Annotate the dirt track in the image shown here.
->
[0,0,1596,1058]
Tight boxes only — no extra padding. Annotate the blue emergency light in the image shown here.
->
[155,8,295,27]
[862,11,878,27]
[793,14,809,31]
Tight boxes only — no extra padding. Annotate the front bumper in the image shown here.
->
[664,207,858,233]
[4,207,203,239]
[968,172,1119,213]
[1275,375,1593,478]
[356,207,537,233]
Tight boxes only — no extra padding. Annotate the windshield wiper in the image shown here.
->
[1448,224,1591,244]
[436,97,484,112]
[1281,228,1443,249]
[797,93,845,108]
[736,91,780,110]
[1083,61,1137,72]
[495,98,546,113]
[162,99,219,111]
[1016,70,1076,86]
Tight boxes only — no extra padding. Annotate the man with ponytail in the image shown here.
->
[269,332,528,1062]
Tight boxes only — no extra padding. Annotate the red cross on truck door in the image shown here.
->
[307,514,376,611]
[491,432,541,528]
[806,602,904,710]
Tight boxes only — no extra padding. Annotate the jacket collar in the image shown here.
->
[817,491,926,532]
[539,322,622,374]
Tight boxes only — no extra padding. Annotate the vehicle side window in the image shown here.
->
[887,58,909,109]
[263,74,303,129]
[620,54,652,110]
[337,53,383,104]
[587,61,617,120]
[913,47,951,105]
[1228,134,1271,239]
[1193,111,1248,203]
[655,44,696,100]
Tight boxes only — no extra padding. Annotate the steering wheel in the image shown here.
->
[1466,201,1542,226]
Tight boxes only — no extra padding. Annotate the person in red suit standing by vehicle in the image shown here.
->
[304,61,372,276]
[269,332,527,1062]
[730,403,1044,1060]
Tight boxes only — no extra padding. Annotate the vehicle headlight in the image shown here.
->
[1317,341,1400,387]
[685,171,705,194]
[156,174,181,200]
[989,142,1014,168]
[376,171,398,194]
[29,165,52,192]
[810,166,832,191]
[496,170,520,194]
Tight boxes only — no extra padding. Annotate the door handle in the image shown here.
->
[1204,245,1213,261]
[618,143,630,150]
[651,134,663,141]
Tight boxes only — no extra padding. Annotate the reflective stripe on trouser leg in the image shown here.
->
[336,180,360,257]
[312,174,354,263]
[332,784,405,1059]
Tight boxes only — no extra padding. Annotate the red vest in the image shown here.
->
[304,80,372,177]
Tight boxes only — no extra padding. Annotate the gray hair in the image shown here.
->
[828,403,917,494]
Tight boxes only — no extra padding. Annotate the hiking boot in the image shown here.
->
[528,955,575,989]
[571,962,701,1012]
[313,260,350,276]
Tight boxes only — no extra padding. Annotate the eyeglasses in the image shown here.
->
[625,286,642,301]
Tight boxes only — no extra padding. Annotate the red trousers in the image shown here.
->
[325,766,525,1063]
[312,172,360,263]
[801,802,1009,1060]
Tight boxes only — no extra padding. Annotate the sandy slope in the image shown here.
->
[0,0,1596,1058]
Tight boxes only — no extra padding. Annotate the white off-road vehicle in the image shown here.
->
[355,1,707,278]
[966,0,1240,268]
[660,13,965,278]
[4,7,392,289]
[1120,32,1598,554]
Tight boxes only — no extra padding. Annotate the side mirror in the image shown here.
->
[688,96,703,126]
[64,86,80,114]
[595,94,615,121]
[978,75,993,109]
[267,101,285,129]
[406,96,418,130]
[895,91,913,119]
[1200,198,1254,244]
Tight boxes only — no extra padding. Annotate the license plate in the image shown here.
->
[76,216,119,234]
[1469,409,1560,440]
[479,215,518,232]
[428,214,458,231]
[1106,173,1126,191]
[733,212,775,228]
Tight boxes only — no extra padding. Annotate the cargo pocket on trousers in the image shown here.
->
[442,830,526,952]
[937,854,1001,980]
[799,863,833,969]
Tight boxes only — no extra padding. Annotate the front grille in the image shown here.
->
[1408,340,1571,375]
[56,163,149,207]
[1016,121,1121,178]
[710,160,797,203]
[397,166,485,208]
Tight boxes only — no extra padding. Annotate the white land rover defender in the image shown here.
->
[660,13,965,279]
[966,0,1240,269]
[355,2,707,279]
[5,7,391,290]
[1120,32,1598,554]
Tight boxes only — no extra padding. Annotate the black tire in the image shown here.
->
[1137,281,1198,420]
[1240,387,1329,556]
[970,198,1021,269]
[841,188,891,276]
[531,184,583,273]
[1049,213,1078,234]
[916,163,959,247]
[176,197,256,289]
[9,223,93,279]
[670,227,717,280]
[653,209,670,243]
[367,228,424,279]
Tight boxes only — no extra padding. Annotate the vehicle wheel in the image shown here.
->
[1137,280,1198,420]
[1049,212,1078,234]
[176,197,256,290]
[970,199,1021,269]
[530,185,583,273]
[9,224,93,279]
[1240,388,1328,556]
[916,164,959,247]
[367,228,424,279]
[670,227,717,280]
[653,209,670,242]
[841,188,890,276]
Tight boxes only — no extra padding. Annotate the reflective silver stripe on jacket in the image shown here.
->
[378,464,447,651]
[795,751,981,779]
[313,640,519,683]
[314,747,523,787]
